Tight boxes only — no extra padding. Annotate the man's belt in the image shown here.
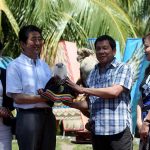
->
[17,107,52,113]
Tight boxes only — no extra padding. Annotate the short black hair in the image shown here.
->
[19,25,42,43]
[94,35,116,50]
[142,33,150,44]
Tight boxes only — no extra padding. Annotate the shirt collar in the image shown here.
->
[110,57,119,68]
[20,53,39,65]
[95,57,118,71]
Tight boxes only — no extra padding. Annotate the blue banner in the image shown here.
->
[123,38,149,133]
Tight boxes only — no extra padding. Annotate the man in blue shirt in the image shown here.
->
[65,35,133,150]
[6,25,56,150]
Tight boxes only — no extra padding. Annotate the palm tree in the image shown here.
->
[114,0,150,36]
[0,0,19,57]
[0,0,141,65]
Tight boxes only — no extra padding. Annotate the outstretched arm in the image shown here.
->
[66,79,124,99]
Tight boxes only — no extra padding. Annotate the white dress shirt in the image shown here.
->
[6,53,52,109]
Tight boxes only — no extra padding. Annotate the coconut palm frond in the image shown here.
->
[66,0,137,55]
[0,0,19,36]
[127,44,145,85]
[0,0,19,57]
[95,0,136,51]
[3,0,138,63]
[144,17,150,34]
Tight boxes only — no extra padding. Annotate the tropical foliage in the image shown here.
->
[0,0,149,65]
[114,0,150,35]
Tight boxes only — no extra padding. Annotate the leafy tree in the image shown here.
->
[2,0,148,65]
[114,0,150,35]
[0,0,19,57]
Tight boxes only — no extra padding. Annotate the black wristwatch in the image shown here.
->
[144,119,150,124]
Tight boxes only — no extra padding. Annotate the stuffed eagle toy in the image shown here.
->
[38,63,77,104]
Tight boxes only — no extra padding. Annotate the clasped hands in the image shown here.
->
[139,122,150,143]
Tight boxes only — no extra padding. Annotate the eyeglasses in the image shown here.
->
[30,37,44,43]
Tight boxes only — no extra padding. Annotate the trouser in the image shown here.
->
[92,126,133,150]
[16,108,56,150]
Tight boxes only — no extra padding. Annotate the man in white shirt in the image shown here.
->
[6,25,56,150]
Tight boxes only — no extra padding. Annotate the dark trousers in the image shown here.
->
[16,108,56,150]
[92,126,133,150]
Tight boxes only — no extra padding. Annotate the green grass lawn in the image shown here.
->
[12,137,139,150]
[12,137,92,150]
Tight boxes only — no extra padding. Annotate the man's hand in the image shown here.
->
[37,88,44,95]
[65,79,84,94]
[0,107,13,118]
[140,122,150,142]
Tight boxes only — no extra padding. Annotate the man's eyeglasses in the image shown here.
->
[30,37,44,43]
